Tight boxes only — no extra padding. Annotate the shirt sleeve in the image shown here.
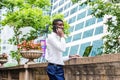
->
[62,56,69,61]
[47,35,66,52]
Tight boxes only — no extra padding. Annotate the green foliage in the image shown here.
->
[72,0,120,54]
[0,0,50,10]
[0,0,70,64]
[10,50,21,64]
[83,46,93,57]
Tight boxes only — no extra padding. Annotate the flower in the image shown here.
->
[17,40,41,51]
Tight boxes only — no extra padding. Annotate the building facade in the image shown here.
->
[51,0,106,57]
[0,0,108,64]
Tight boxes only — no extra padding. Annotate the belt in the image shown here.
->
[48,63,63,67]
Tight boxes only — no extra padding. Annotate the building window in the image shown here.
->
[70,6,78,15]
[82,29,94,39]
[87,9,92,16]
[72,33,81,41]
[94,26,103,35]
[69,26,74,32]
[66,36,72,43]
[63,47,69,56]
[75,22,84,31]
[64,2,71,10]
[68,16,76,24]
[58,7,63,13]
[85,17,96,27]
[64,11,69,17]
[97,18,103,22]
[79,4,86,10]
[53,3,58,10]
[2,46,6,50]
[77,11,86,20]
[70,45,79,55]
[59,0,64,6]
[79,42,91,56]
[90,39,103,56]
[54,0,57,3]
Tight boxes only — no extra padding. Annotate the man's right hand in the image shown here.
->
[56,28,64,37]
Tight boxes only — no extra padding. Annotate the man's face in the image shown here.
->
[56,21,64,30]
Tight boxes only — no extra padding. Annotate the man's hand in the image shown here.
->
[56,28,64,37]
[69,54,81,59]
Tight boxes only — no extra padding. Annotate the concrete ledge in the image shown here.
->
[65,53,120,65]
[0,53,120,70]
[1,53,120,80]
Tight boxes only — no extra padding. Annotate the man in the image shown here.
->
[45,19,67,80]
[45,19,80,80]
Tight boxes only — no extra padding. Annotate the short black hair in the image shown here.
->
[52,19,63,33]
[52,19,63,25]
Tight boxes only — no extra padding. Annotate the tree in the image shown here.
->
[0,0,70,65]
[72,0,120,54]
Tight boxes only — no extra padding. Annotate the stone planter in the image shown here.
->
[20,50,43,64]
[0,54,8,67]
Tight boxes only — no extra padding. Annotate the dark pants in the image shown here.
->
[46,63,65,80]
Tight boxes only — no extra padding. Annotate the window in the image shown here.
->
[97,18,103,22]
[79,42,91,56]
[53,3,58,10]
[87,9,92,16]
[64,2,71,10]
[75,22,84,31]
[79,4,86,10]
[70,6,78,15]
[58,7,63,13]
[85,17,96,27]
[64,11,69,17]
[66,36,72,43]
[63,47,69,56]
[72,33,81,41]
[90,40,103,56]
[59,0,64,6]
[70,45,79,55]
[69,26,74,32]
[51,0,54,3]
[94,26,103,35]
[68,16,76,24]
[82,29,94,38]
[77,11,86,20]
[2,46,6,50]
[54,0,57,3]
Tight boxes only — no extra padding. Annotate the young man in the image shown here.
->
[45,19,80,80]
[45,19,67,80]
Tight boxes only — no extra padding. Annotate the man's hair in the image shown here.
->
[52,19,63,33]
[52,19,63,25]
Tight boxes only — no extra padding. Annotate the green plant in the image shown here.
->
[10,51,21,65]
[83,46,93,57]
[0,0,70,64]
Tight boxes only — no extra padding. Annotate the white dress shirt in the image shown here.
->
[45,32,69,65]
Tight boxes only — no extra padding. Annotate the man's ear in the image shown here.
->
[53,25,57,33]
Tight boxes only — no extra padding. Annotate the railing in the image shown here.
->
[0,53,120,80]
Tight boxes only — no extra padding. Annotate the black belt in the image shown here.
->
[48,63,63,67]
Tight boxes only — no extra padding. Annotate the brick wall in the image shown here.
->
[1,53,120,80]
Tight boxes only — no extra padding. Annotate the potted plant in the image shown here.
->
[17,40,43,64]
[0,53,8,67]
[0,0,70,65]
